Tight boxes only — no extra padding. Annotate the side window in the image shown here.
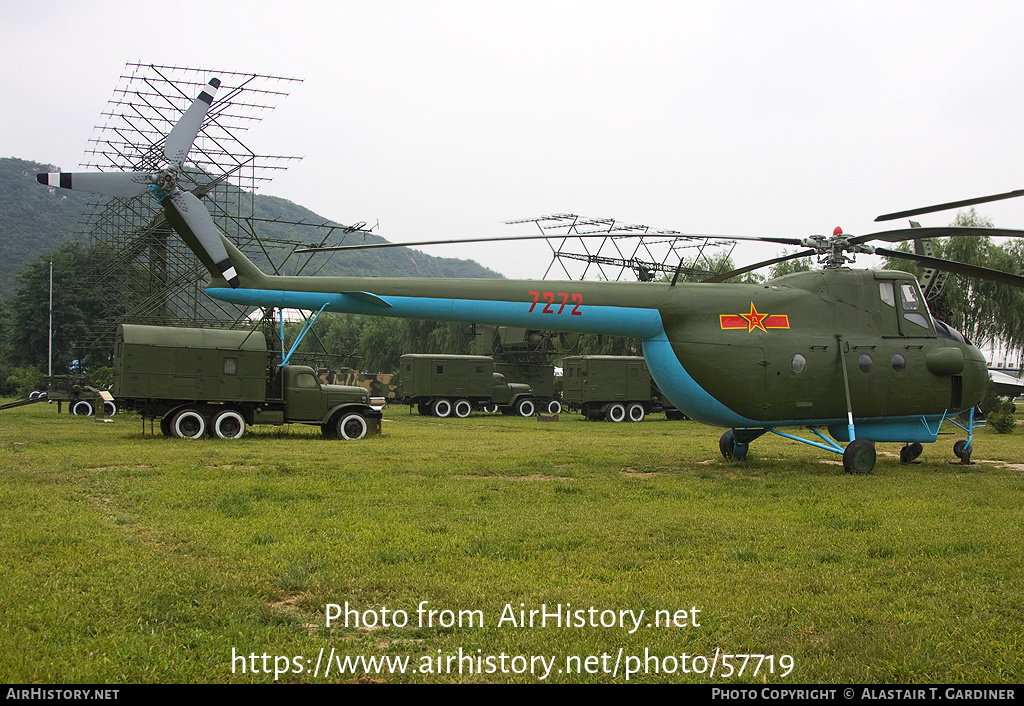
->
[879,282,895,307]
[436,365,444,375]
[297,372,319,388]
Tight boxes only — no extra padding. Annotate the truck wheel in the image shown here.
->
[515,398,536,417]
[433,399,453,418]
[212,410,246,439]
[628,403,646,422]
[482,403,499,414]
[454,399,473,418]
[336,413,368,440]
[103,400,118,416]
[171,408,206,439]
[607,403,626,423]
[71,400,93,416]
[546,400,562,414]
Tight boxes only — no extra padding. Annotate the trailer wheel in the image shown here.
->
[171,408,206,439]
[607,403,626,423]
[103,400,118,416]
[336,412,368,440]
[454,399,473,418]
[29,390,42,399]
[546,400,562,414]
[433,399,453,418]
[212,410,246,439]
[515,398,536,417]
[71,400,93,416]
[628,403,646,422]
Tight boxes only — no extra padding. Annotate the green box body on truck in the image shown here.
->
[397,354,537,417]
[113,324,382,439]
[562,355,684,422]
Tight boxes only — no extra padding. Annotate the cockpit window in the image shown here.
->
[899,284,920,311]
[899,283,931,330]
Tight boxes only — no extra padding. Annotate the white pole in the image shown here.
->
[48,260,53,377]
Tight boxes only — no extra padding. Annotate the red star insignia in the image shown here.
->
[739,302,768,332]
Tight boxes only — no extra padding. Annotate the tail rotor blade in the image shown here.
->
[167,190,239,287]
[164,78,221,168]
[36,171,151,198]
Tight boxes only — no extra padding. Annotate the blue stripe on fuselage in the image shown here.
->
[642,332,758,428]
[206,287,665,339]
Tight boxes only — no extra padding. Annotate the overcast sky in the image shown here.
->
[4,0,1023,279]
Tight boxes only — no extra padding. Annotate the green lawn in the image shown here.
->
[1,402,1021,683]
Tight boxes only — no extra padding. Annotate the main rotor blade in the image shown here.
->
[165,78,221,168]
[294,232,805,254]
[848,226,1024,246]
[36,171,151,198]
[699,249,817,283]
[875,247,1024,288]
[167,190,238,287]
[875,189,1024,222]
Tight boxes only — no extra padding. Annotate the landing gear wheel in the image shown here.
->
[453,399,473,418]
[953,439,972,464]
[719,430,736,459]
[546,400,562,414]
[433,399,452,418]
[102,400,117,416]
[899,442,923,464]
[171,408,206,439]
[212,410,246,439]
[843,439,876,474]
[607,403,626,423]
[336,413,369,440]
[514,398,536,417]
[628,403,646,422]
[71,400,93,416]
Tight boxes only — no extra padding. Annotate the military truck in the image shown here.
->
[562,355,683,421]
[113,324,382,439]
[397,354,538,417]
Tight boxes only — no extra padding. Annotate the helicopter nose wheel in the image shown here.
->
[899,442,924,464]
[842,439,876,474]
[953,439,972,464]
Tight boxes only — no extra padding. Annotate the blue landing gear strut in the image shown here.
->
[950,407,979,464]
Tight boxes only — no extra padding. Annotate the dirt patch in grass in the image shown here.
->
[87,464,155,472]
[454,472,563,481]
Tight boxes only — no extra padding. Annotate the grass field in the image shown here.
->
[1,401,1022,683]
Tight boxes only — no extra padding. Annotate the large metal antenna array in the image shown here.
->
[507,214,736,282]
[74,62,304,339]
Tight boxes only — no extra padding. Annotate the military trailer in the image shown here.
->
[397,354,537,417]
[113,324,382,439]
[562,355,682,421]
[2,375,117,416]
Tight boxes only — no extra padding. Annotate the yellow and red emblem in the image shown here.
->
[720,302,790,332]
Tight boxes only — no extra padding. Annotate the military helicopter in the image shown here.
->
[38,78,1024,473]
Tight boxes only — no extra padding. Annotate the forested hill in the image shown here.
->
[0,157,502,299]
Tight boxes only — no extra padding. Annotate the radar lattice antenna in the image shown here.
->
[507,214,736,282]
